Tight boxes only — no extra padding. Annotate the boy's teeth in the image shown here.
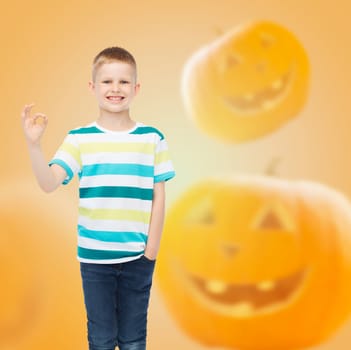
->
[108,96,122,100]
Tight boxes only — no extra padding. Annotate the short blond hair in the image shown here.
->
[92,46,137,81]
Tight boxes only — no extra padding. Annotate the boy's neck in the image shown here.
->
[96,110,136,131]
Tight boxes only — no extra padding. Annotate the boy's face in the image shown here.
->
[89,61,140,115]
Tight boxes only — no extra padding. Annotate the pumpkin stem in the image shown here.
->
[265,157,281,176]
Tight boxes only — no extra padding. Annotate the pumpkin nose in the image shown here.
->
[220,243,239,258]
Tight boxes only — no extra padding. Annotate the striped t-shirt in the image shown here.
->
[49,121,175,264]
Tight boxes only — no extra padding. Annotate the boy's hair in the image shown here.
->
[92,46,137,81]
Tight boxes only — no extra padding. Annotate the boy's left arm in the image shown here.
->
[144,181,165,260]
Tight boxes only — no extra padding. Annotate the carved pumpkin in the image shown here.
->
[0,181,86,349]
[156,176,351,349]
[182,21,310,142]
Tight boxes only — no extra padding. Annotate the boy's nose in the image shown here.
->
[111,83,120,92]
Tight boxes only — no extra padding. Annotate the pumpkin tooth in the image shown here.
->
[271,78,283,90]
[232,302,254,316]
[243,94,255,101]
[206,280,227,294]
[257,280,275,291]
[262,99,275,110]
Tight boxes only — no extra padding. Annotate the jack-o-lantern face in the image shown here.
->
[182,196,304,319]
[0,182,86,350]
[182,21,310,143]
[156,176,351,349]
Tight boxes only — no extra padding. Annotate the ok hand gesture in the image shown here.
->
[21,104,48,145]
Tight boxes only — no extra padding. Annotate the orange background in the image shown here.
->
[1,0,351,349]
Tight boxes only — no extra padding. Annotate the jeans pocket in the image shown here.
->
[141,255,156,264]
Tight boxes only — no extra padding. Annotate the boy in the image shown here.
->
[21,46,175,350]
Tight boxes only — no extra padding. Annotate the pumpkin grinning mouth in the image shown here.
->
[181,265,308,317]
[223,68,294,115]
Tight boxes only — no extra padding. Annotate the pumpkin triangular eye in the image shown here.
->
[226,54,242,68]
[258,209,284,230]
[252,202,295,232]
[185,197,215,225]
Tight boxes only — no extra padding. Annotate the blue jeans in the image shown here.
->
[80,255,156,350]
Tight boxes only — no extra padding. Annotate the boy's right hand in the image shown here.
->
[21,104,48,145]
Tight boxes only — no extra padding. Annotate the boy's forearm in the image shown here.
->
[27,143,62,193]
[144,182,165,260]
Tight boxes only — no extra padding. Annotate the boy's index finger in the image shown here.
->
[33,113,47,122]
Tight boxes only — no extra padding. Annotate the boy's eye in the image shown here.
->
[102,80,111,83]
[120,80,130,84]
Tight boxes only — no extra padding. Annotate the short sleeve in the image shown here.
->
[49,132,82,185]
[154,135,175,183]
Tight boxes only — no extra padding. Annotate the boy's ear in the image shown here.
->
[88,81,95,93]
[134,83,141,95]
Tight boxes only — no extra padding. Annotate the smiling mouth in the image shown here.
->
[223,69,293,114]
[179,264,307,317]
[106,96,124,103]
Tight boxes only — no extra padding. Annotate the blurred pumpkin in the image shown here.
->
[156,176,351,349]
[182,21,309,142]
[0,180,86,349]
